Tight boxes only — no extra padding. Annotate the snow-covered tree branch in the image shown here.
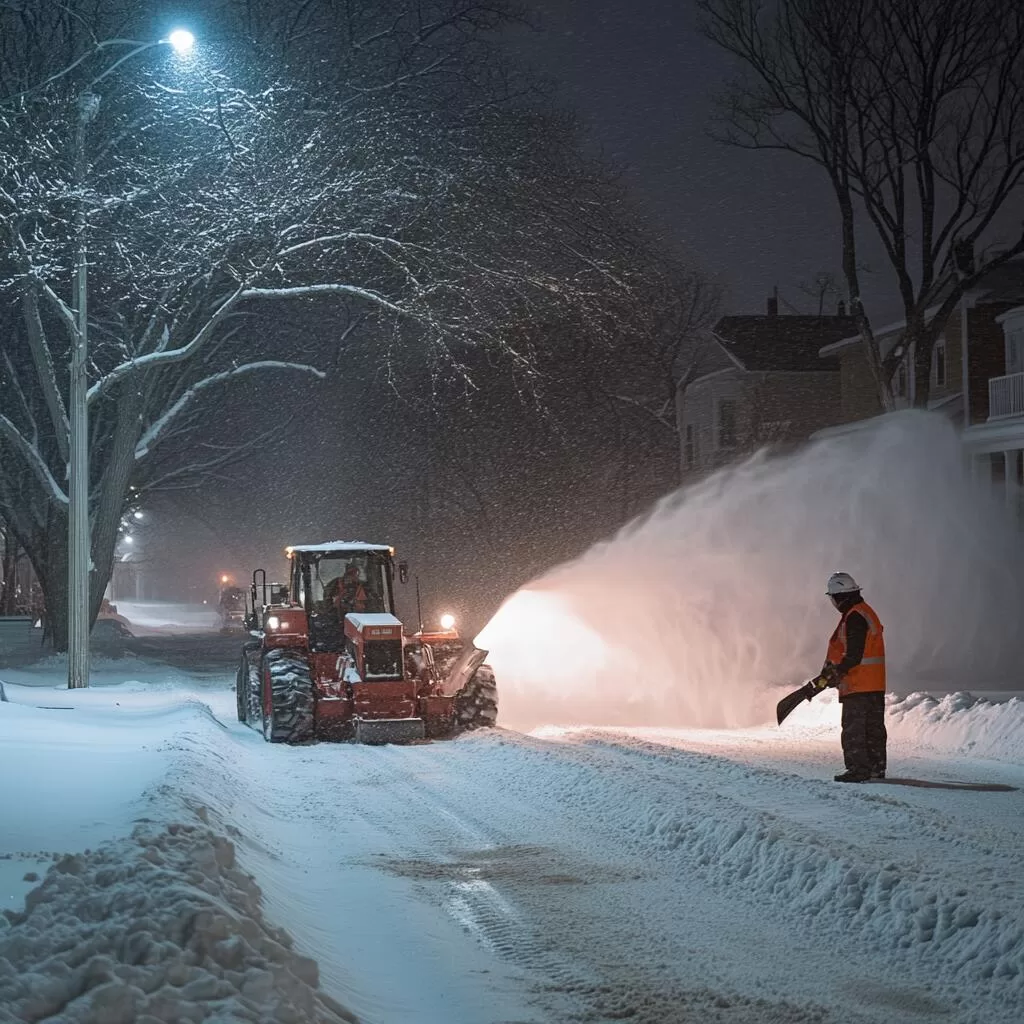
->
[134,361,326,459]
[0,0,661,649]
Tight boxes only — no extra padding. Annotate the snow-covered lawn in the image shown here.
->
[2,654,1022,1024]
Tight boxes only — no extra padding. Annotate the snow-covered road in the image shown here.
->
[2,654,1023,1024]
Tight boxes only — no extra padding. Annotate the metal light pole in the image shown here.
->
[67,90,99,689]
[65,30,195,689]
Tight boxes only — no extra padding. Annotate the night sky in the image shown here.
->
[510,1,884,316]
[137,0,905,618]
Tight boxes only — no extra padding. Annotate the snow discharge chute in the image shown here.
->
[480,412,1024,730]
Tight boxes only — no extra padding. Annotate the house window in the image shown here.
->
[717,399,737,449]
[933,339,946,387]
[684,423,696,468]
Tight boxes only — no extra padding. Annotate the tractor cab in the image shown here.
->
[287,543,395,652]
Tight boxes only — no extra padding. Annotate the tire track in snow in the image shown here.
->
[275,738,879,1024]
[294,742,606,1020]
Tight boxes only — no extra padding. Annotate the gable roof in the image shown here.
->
[821,258,1024,355]
[712,315,855,372]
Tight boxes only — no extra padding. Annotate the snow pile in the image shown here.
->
[0,817,356,1024]
[887,691,1024,763]
[482,412,1024,729]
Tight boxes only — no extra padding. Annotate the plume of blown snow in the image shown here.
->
[479,412,1024,730]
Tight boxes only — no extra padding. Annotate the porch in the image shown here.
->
[988,371,1024,420]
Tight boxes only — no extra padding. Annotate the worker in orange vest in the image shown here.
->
[812,572,887,783]
[335,565,368,616]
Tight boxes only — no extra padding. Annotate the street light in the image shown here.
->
[67,29,196,689]
[168,30,196,55]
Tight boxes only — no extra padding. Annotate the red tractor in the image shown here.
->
[235,541,497,744]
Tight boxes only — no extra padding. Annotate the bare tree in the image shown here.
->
[700,0,1024,408]
[0,0,644,648]
[797,271,843,316]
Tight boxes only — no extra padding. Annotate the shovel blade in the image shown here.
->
[776,681,816,726]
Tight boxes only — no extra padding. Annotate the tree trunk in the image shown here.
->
[912,327,933,408]
[1,522,17,615]
[34,524,69,651]
[23,521,115,652]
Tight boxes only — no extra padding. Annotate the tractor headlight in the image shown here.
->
[266,615,280,630]
[440,613,455,630]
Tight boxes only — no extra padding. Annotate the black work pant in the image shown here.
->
[840,691,887,775]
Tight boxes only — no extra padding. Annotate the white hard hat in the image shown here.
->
[826,572,861,596]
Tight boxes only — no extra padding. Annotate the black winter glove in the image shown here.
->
[820,663,840,687]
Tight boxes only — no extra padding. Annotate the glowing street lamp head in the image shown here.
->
[167,29,195,55]
[220,574,230,584]
[440,613,456,631]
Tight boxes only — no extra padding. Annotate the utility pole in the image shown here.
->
[63,31,195,688]
[67,90,99,689]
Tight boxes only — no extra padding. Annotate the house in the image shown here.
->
[679,298,855,475]
[815,261,1024,507]
[961,298,1024,510]
[818,262,1024,428]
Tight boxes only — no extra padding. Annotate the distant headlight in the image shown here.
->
[266,615,280,629]
[440,613,456,630]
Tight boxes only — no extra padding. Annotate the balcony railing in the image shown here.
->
[988,371,1024,420]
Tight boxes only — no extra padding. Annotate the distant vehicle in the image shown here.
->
[235,541,497,744]
[218,586,246,633]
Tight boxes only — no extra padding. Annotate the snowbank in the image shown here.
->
[0,817,355,1023]
[777,686,1024,763]
[886,690,1024,763]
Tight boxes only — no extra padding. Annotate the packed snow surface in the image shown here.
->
[2,646,1022,1024]
[479,412,1024,730]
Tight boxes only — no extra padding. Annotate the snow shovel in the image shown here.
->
[776,677,827,725]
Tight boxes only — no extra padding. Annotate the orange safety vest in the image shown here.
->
[826,600,886,697]
[335,581,367,613]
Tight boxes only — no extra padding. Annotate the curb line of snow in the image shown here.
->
[0,815,358,1024]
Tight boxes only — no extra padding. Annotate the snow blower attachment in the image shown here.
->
[776,674,830,726]
[235,542,498,744]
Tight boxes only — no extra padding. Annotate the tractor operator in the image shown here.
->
[812,572,887,783]
[333,565,368,616]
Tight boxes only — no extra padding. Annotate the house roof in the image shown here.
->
[820,258,1024,355]
[712,315,855,372]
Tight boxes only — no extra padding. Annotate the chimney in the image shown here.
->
[837,299,847,317]
[766,286,778,317]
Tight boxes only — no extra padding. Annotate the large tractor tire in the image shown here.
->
[261,648,315,744]
[236,643,262,723]
[235,657,247,722]
[454,664,498,732]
